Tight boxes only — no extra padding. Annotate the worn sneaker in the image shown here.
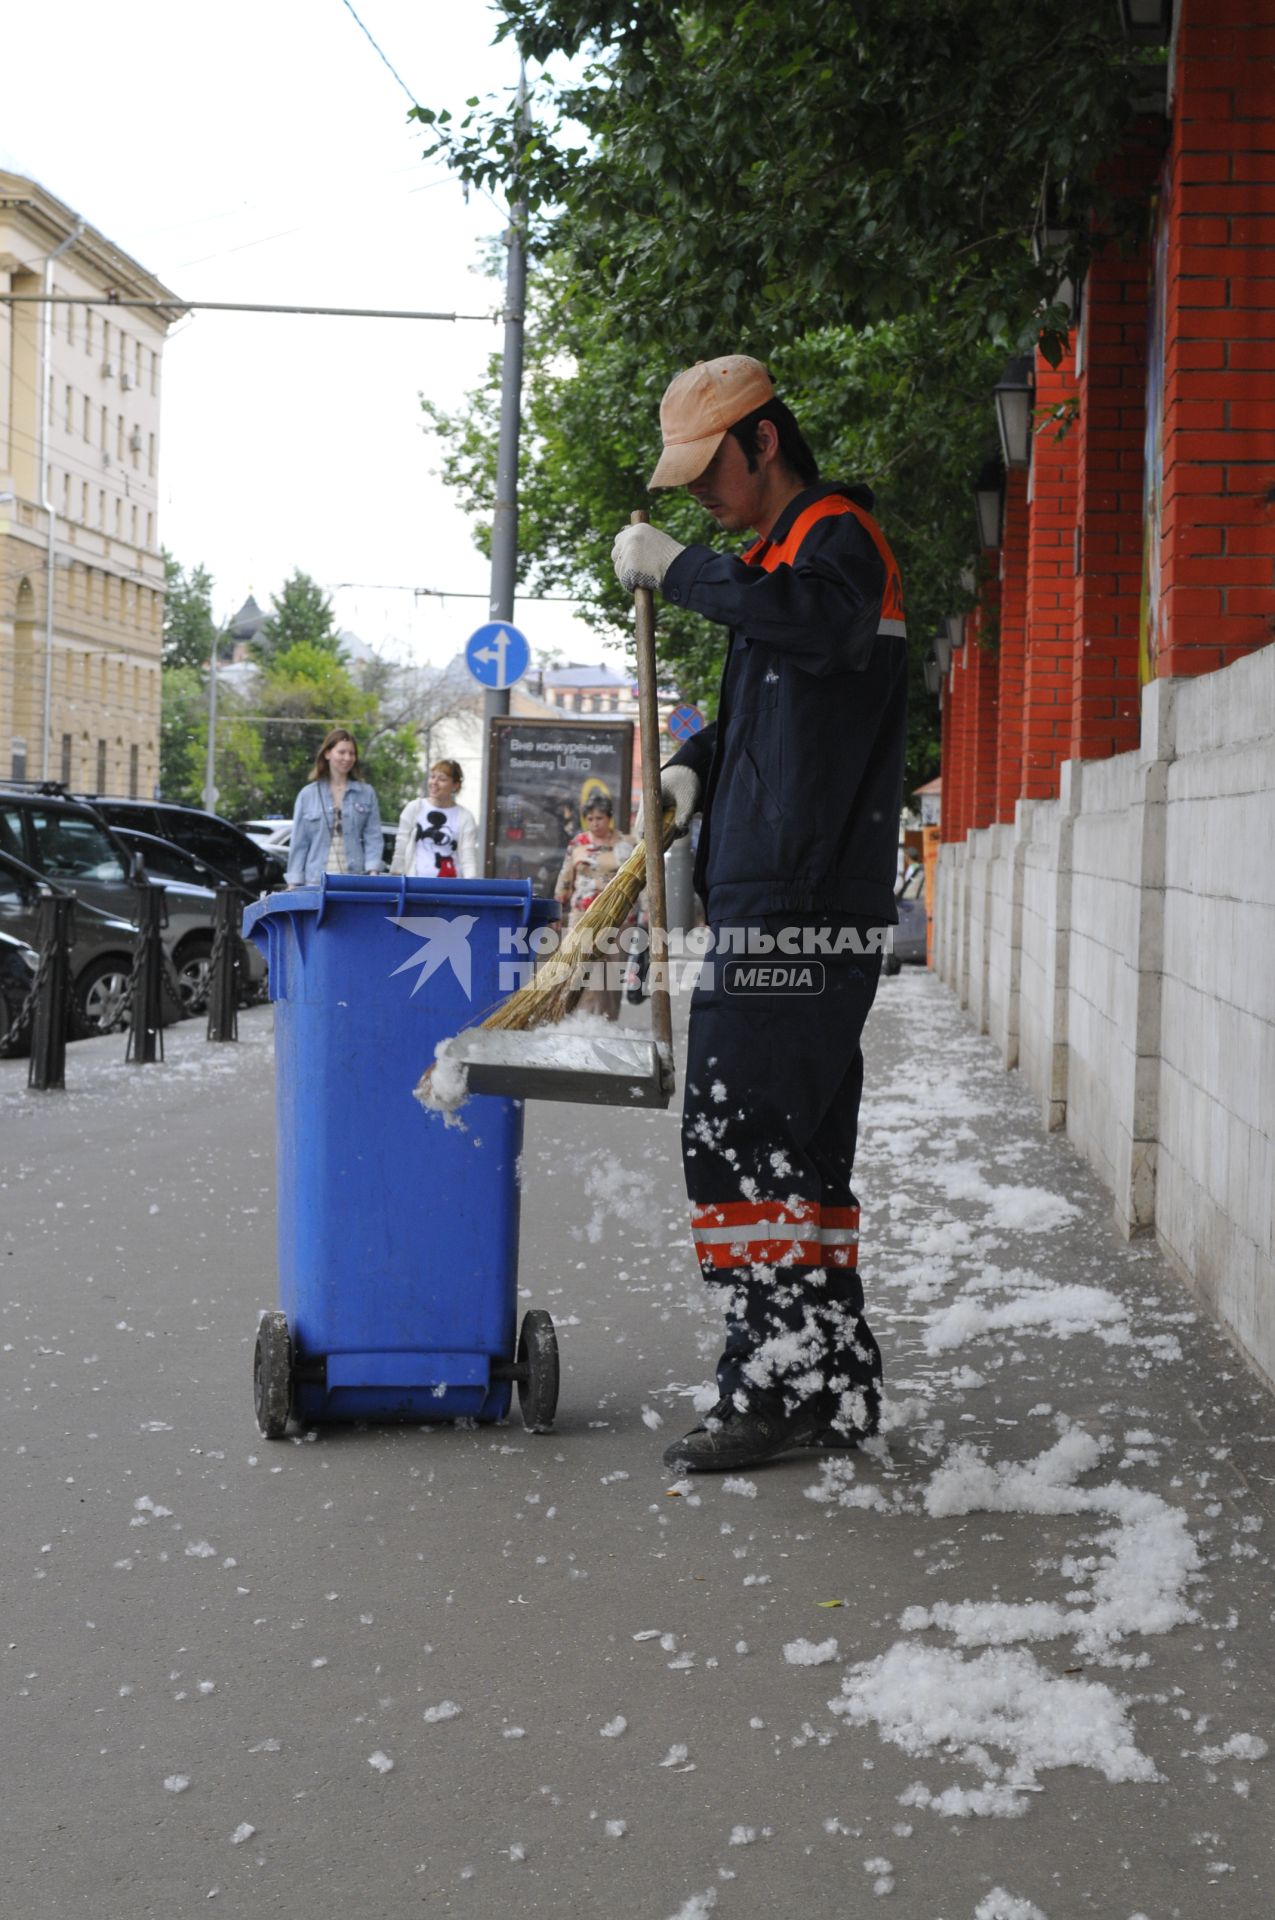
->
[662,1397,821,1474]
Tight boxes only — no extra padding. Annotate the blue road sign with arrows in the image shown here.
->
[465,622,530,690]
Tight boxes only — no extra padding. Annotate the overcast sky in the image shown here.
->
[2,1,622,672]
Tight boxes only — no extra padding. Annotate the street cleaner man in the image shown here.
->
[611,355,908,1474]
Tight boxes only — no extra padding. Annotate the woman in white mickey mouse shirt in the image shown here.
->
[390,759,479,879]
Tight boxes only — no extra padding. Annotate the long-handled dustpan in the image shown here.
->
[433,513,676,1108]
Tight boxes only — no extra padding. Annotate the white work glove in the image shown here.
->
[635,763,701,841]
[612,523,685,593]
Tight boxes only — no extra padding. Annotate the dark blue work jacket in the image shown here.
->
[661,482,909,926]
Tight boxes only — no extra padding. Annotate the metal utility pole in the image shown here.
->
[202,618,231,813]
[478,61,530,865]
[202,624,219,814]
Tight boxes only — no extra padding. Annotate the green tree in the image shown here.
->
[414,2,1165,790]
[159,665,206,803]
[416,1,1157,366]
[253,571,342,666]
[162,552,221,671]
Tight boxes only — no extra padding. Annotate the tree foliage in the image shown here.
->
[253,570,342,665]
[416,1,1155,365]
[160,568,424,819]
[416,1,1162,792]
[161,552,220,671]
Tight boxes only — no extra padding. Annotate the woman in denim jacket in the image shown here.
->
[285,728,385,887]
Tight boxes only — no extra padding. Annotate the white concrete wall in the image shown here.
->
[1157,650,1275,1379]
[934,645,1275,1391]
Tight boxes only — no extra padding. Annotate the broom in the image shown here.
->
[477,805,676,1031]
[416,509,677,1098]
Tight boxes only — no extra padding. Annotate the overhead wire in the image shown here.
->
[338,0,420,109]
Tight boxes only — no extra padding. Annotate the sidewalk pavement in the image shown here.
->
[2,970,1273,1919]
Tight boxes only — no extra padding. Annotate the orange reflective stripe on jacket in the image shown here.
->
[742,494,906,635]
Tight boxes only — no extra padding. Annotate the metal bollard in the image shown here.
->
[206,885,242,1043]
[27,888,75,1092]
[126,879,167,1065]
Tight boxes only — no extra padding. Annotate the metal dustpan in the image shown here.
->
[439,1027,675,1108]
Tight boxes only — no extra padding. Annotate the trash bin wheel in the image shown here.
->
[516,1309,559,1435]
[253,1310,293,1440]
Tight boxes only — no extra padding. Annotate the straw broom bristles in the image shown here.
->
[480,806,677,1032]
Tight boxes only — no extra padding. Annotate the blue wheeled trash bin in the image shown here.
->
[244,873,559,1440]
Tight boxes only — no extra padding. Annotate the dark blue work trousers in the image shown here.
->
[680,923,884,1434]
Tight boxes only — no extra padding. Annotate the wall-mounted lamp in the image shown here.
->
[944,613,966,653]
[973,460,1003,550]
[933,633,951,676]
[1117,0,1173,47]
[922,660,943,697]
[993,355,1035,470]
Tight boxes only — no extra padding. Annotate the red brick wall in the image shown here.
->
[996,470,1029,821]
[947,635,980,843]
[1157,0,1275,676]
[939,667,958,844]
[1071,128,1163,758]
[968,603,1000,831]
[1020,347,1079,799]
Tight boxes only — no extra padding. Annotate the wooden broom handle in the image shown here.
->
[631,509,674,1057]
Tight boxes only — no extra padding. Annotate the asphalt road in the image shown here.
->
[2,978,1274,1919]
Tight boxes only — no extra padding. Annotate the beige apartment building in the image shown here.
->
[0,171,184,796]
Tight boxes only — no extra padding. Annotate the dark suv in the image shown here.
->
[0,843,182,1040]
[76,797,286,894]
[0,789,228,1025]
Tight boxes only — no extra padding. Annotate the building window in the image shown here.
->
[61,734,73,785]
[10,740,27,781]
[98,489,106,528]
[65,383,73,431]
[100,405,108,452]
[145,510,154,547]
[129,743,139,799]
[116,415,124,461]
[63,472,72,517]
[134,338,142,387]
[83,394,91,440]
[86,310,94,357]
[147,431,155,478]
[81,480,89,522]
[67,304,75,347]
[115,499,123,538]
[131,504,138,544]
[96,739,107,791]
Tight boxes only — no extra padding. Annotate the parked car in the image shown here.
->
[0,926,39,1057]
[0,844,182,1039]
[237,816,292,852]
[884,863,927,975]
[0,788,228,1021]
[264,821,399,871]
[111,829,268,1004]
[75,795,287,893]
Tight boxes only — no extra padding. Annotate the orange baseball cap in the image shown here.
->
[648,354,775,488]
